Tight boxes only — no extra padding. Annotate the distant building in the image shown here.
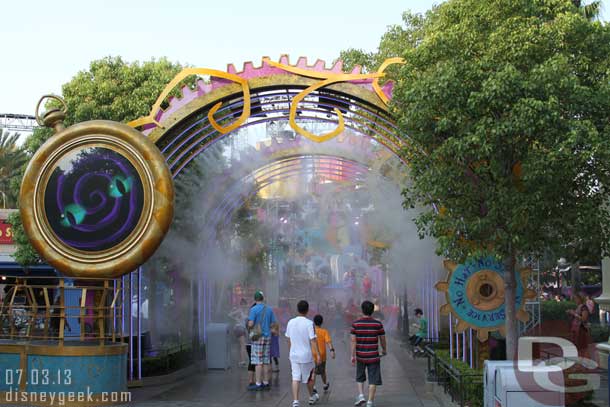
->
[0,209,55,302]
[0,209,17,264]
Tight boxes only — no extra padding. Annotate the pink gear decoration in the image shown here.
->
[142,55,395,136]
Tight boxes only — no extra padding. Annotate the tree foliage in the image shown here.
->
[339,0,610,358]
[572,0,602,20]
[392,0,610,357]
[9,56,185,265]
[0,130,26,208]
[394,0,610,263]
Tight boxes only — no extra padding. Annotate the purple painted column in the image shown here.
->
[455,324,460,359]
[426,267,434,338]
[469,329,474,368]
[434,273,441,342]
[203,276,207,343]
[431,271,435,341]
[129,271,133,381]
[121,275,125,337]
[449,314,453,359]
[138,267,142,381]
[197,274,202,344]
[113,280,117,340]
[426,274,434,338]
[462,332,466,363]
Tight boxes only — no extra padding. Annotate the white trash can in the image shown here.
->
[484,361,517,407]
[494,365,564,407]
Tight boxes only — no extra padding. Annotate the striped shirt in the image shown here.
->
[351,317,385,364]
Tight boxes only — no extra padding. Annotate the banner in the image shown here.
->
[0,221,13,244]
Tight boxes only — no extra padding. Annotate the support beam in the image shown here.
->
[0,113,38,132]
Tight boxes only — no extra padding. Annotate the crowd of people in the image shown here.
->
[230,291,389,407]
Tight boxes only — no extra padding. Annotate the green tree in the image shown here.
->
[9,56,186,265]
[338,10,427,73]
[392,0,610,359]
[0,130,26,208]
[572,0,602,19]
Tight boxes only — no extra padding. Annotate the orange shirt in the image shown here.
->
[312,327,331,361]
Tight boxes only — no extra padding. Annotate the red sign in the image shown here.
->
[0,221,13,244]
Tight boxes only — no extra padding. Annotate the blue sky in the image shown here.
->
[1,0,608,116]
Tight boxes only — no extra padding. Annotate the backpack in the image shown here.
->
[249,305,267,341]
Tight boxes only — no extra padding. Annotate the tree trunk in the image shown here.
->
[504,253,518,360]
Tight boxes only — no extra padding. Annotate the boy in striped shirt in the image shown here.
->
[350,300,387,407]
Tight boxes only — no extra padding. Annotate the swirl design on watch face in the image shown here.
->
[43,146,144,252]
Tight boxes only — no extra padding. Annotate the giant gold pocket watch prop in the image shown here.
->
[20,95,174,278]
[435,256,536,341]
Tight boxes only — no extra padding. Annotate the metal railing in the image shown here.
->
[0,275,124,344]
[519,257,542,336]
[142,341,199,376]
[424,343,484,407]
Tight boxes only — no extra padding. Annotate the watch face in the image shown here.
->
[43,146,145,252]
[20,120,174,278]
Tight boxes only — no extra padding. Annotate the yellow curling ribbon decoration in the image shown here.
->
[372,57,405,105]
[264,57,404,143]
[128,68,250,134]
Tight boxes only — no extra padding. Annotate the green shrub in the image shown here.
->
[142,347,194,377]
[435,350,483,407]
[590,324,609,343]
[541,300,576,321]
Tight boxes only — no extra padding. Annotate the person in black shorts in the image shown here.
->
[351,301,387,407]
[246,342,256,385]
[245,302,257,387]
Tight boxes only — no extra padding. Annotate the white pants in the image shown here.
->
[291,361,314,383]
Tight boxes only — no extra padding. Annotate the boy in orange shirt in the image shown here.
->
[311,314,335,392]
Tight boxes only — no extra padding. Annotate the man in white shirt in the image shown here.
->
[285,300,321,407]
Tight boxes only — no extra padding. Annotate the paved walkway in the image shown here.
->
[130,337,446,407]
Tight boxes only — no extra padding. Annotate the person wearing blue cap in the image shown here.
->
[247,290,277,391]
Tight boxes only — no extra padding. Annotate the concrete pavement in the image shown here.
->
[129,337,447,407]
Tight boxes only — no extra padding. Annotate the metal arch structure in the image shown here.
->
[128,55,414,256]
[128,55,409,179]
[0,113,38,132]
[128,56,416,356]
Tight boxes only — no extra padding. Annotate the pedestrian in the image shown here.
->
[286,300,321,407]
[372,299,385,322]
[333,301,344,339]
[245,302,257,387]
[351,300,387,407]
[585,295,594,313]
[585,295,600,323]
[247,290,277,391]
[344,299,358,343]
[566,294,591,358]
[362,273,372,299]
[228,298,249,367]
[409,308,427,354]
[271,321,281,372]
[311,314,335,393]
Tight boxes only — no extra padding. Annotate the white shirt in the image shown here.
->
[285,316,316,363]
